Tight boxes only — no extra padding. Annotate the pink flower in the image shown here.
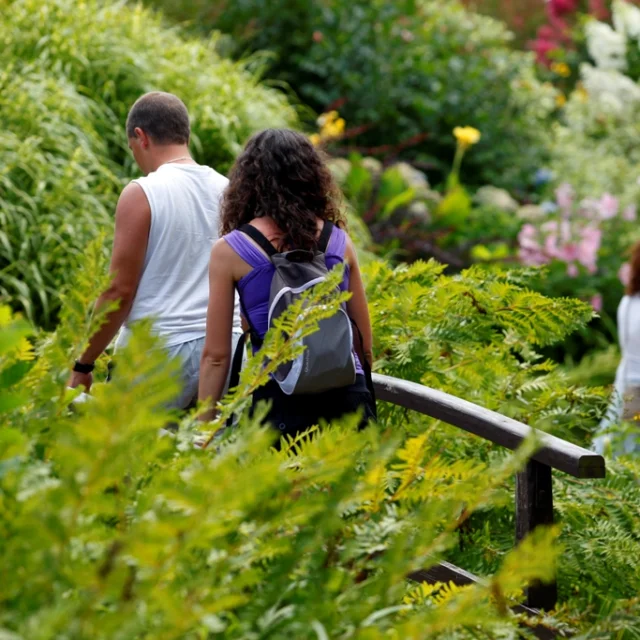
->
[623,204,637,221]
[546,14,572,40]
[619,262,632,287]
[519,247,548,266]
[590,294,603,312]
[555,183,574,215]
[581,225,602,249]
[597,193,618,220]
[537,25,558,40]
[531,37,559,65]
[544,231,559,258]
[559,243,579,262]
[518,224,539,248]
[312,31,324,43]
[577,225,601,274]
[518,224,548,266]
[530,24,568,64]
[519,217,602,274]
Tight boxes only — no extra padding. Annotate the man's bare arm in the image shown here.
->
[69,183,150,388]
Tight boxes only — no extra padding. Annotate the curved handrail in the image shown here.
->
[372,373,605,479]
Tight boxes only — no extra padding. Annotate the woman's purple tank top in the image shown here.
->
[224,224,364,374]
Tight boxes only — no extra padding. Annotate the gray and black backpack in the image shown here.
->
[237,221,356,395]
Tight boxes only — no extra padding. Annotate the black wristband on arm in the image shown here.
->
[73,360,95,374]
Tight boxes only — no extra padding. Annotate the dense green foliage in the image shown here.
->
[329,154,521,267]
[0,0,297,328]
[1,239,639,637]
[2,0,640,635]
[364,252,639,635]
[146,0,640,374]
[0,248,555,639]
[154,0,556,191]
[512,1,640,363]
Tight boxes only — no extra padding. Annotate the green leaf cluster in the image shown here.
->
[0,250,571,639]
[155,0,556,190]
[0,245,638,636]
[0,0,297,328]
[364,258,640,634]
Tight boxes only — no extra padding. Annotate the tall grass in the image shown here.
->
[0,0,298,328]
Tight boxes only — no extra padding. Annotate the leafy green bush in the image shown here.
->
[550,106,640,211]
[364,259,640,632]
[530,3,640,209]
[153,0,556,191]
[0,0,297,329]
[2,240,639,637]
[514,16,640,358]
[519,2,640,362]
[0,246,561,639]
[329,153,521,267]
[366,260,606,435]
[0,70,119,328]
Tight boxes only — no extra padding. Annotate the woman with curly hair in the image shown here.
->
[593,240,640,456]
[198,129,375,437]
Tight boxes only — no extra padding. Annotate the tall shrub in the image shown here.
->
[156,0,557,191]
[2,244,638,637]
[0,0,297,328]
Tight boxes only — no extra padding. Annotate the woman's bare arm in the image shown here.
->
[198,239,237,420]
[344,236,373,366]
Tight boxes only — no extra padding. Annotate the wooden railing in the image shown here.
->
[373,373,606,615]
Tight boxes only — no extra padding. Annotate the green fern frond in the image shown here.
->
[390,433,429,498]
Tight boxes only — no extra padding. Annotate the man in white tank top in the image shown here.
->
[69,91,242,408]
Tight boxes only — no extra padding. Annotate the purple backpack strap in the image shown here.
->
[225,223,345,262]
[325,223,347,258]
[223,229,272,267]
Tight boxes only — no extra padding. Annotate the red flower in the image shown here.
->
[548,0,579,18]
[537,25,558,40]
[588,0,609,19]
[531,36,560,65]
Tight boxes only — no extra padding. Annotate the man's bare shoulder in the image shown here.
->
[115,182,151,221]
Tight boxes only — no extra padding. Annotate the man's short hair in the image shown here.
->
[126,92,190,145]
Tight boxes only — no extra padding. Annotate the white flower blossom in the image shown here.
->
[580,63,640,113]
[613,0,640,40]
[585,19,627,71]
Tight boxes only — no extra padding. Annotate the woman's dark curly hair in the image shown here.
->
[627,240,640,295]
[220,128,346,251]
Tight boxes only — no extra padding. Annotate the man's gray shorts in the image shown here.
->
[166,331,245,410]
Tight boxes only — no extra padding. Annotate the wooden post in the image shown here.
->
[515,459,558,611]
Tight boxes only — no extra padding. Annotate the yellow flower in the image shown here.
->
[453,126,481,149]
[323,117,345,139]
[555,93,567,108]
[575,83,589,102]
[317,110,339,128]
[551,62,571,78]
[312,112,346,144]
